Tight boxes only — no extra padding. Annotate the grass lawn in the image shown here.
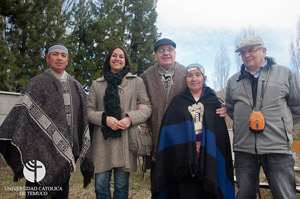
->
[0,159,151,199]
[1,157,300,199]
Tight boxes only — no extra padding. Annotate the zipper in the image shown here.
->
[281,117,290,145]
[260,80,265,108]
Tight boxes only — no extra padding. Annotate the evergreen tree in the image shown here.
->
[127,0,160,75]
[66,0,97,91]
[90,0,160,73]
[67,0,131,90]
[90,0,130,59]
[0,14,15,91]
[1,0,160,92]
[67,0,160,90]
[0,0,71,92]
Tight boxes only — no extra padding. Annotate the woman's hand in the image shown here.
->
[119,117,132,130]
[106,116,124,131]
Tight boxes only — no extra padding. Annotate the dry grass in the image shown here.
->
[0,159,151,199]
[2,159,300,199]
[0,166,25,199]
[1,155,300,199]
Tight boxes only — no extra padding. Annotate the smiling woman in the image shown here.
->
[110,48,126,73]
[151,63,235,199]
[86,46,152,199]
[185,63,207,100]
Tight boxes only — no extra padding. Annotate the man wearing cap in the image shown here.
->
[226,36,300,198]
[0,44,93,198]
[140,38,186,158]
[140,38,227,161]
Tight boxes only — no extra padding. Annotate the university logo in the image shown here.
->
[23,160,46,183]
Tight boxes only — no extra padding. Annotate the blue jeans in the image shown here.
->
[235,152,296,199]
[95,168,130,199]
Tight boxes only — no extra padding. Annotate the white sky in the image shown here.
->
[155,0,300,88]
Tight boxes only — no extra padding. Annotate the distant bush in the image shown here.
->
[294,123,300,140]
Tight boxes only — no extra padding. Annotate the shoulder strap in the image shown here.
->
[130,78,136,111]
[242,67,271,111]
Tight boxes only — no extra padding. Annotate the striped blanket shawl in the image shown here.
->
[152,87,234,198]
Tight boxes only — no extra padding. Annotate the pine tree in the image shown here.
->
[1,0,160,92]
[127,0,160,75]
[0,0,71,92]
[67,0,131,90]
[88,0,160,75]
[0,14,15,91]
[66,0,97,91]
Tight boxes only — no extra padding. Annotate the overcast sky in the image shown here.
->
[155,0,300,88]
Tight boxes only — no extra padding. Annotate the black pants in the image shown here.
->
[25,179,69,199]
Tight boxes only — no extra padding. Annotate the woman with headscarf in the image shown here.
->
[86,46,151,199]
[152,63,235,199]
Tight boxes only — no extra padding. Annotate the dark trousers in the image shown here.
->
[25,179,70,199]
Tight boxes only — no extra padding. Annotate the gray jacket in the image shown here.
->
[226,57,300,155]
[86,73,151,173]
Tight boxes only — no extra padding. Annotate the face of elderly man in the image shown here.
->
[240,45,266,73]
[46,50,68,77]
[154,44,176,70]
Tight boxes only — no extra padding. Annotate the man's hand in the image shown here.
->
[196,141,201,158]
[216,103,227,117]
[137,104,148,110]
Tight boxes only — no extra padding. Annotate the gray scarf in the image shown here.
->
[158,63,176,97]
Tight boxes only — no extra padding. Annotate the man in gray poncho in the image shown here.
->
[0,44,93,198]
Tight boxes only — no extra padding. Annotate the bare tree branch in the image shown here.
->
[290,17,300,76]
[235,25,255,71]
[213,46,230,99]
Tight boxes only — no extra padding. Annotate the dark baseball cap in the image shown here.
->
[154,38,176,52]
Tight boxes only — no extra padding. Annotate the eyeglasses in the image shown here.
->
[157,47,175,54]
[239,47,262,56]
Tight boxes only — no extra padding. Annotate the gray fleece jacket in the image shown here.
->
[226,57,300,155]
